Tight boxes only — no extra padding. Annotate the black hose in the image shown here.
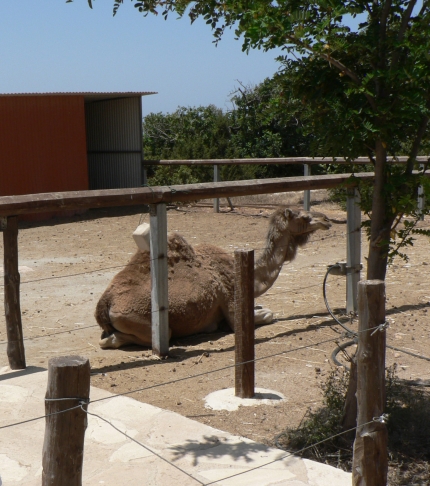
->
[323,264,357,337]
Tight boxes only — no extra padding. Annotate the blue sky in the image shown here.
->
[0,1,285,117]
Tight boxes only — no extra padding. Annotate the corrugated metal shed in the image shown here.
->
[0,91,156,217]
[86,96,144,189]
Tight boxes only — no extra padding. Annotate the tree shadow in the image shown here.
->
[276,366,430,484]
[91,301,430,375]
[168,434,285,467]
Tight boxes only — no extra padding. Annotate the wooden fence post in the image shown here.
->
[150,203,170,357]
[418,163,425,221]
[42,356,90,486]
[303,164,311,211]
[346,187,361,314]
[2,216,26,369]
[234,249,255,398]
[352,280,388,486]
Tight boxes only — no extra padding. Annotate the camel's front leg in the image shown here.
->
[99,330,151,349]
[254,306,273,326]
[99,313,153,349]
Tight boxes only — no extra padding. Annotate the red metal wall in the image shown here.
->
[0,95,89,199]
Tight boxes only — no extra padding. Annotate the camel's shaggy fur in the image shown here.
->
[95,208,331,349]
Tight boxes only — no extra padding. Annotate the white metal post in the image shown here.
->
[213,164,220,213]
[303,164,311,211]
[149,203,169,357]
[346,187,361,314]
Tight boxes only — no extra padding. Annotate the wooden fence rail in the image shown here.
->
[146,156,429,166]
[144,156,428,213]
[0,172,373,217]
[0,170,426,366]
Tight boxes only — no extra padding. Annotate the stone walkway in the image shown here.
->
[0,367,351,485]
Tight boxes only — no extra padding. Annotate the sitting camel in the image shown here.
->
[95,208,331,349]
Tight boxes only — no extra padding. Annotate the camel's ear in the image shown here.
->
[285,208,293,220]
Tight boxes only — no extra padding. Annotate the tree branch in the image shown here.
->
[406,111,430,174]
[380,0,392,40]
[285,35,377,111]
[391,0,418,70]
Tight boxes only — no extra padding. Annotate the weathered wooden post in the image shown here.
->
[234,249,255,398]
[352,280,388,486]
[42,356,90,486]
[346,187,361,314]
[303,164,311,211]
[213,164,220,213]
[2,216,26,369]
[150,203,170,357]
[418,163,425,221]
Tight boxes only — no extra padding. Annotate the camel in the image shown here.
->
[95,207,331,349]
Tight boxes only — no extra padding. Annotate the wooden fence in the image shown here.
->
[145,156,429,212]
[0,164,417,485]
[1,172,369,367]
[41,279,388,485]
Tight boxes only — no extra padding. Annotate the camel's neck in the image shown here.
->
[254,231,310,298]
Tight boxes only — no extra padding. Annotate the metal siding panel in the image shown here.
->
[88,154,141,189]
[85,97,142,189]
[0,95,88,197]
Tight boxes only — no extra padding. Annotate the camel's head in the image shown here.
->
[269,208,331,248]
[285,209,331,234]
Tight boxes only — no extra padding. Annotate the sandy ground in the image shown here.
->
[1,190,429,451]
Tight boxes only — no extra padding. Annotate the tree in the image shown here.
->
[142,84,314,184]
[143,105,233,185]
[228,78,312,179]
[107,0,430,281]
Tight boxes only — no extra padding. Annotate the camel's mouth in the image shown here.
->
[309,212,332,231]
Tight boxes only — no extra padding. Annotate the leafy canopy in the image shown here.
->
[79,0,430,277]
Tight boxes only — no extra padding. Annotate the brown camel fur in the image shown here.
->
[95,208,331,349]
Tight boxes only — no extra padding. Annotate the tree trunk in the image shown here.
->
[341,355,357,438]
[366,140,391,280]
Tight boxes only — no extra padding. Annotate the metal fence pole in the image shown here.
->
[150,203,169,357]
[303,164,311,211]
[346,187,361,314]
[213,164,220,213]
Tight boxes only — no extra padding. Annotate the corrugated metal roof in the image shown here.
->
[0,91,157,101]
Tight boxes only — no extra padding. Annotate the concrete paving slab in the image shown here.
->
[0,367,351,485]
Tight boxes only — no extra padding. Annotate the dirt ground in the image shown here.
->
[1,190,430,453]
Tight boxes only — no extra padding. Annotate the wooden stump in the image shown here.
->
[352,280,388,486]
[234,249,255,398]
[42,356,90,486]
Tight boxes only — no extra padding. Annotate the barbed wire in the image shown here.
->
[0,233,343,288]
[0,403,82,430]
[2,217,428,289]
[0,324,99,346]
[82,406,205,485]
[0,322,392,430]
[204,416,386,485]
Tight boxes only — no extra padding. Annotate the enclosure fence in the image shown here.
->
[1,164,430,484]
